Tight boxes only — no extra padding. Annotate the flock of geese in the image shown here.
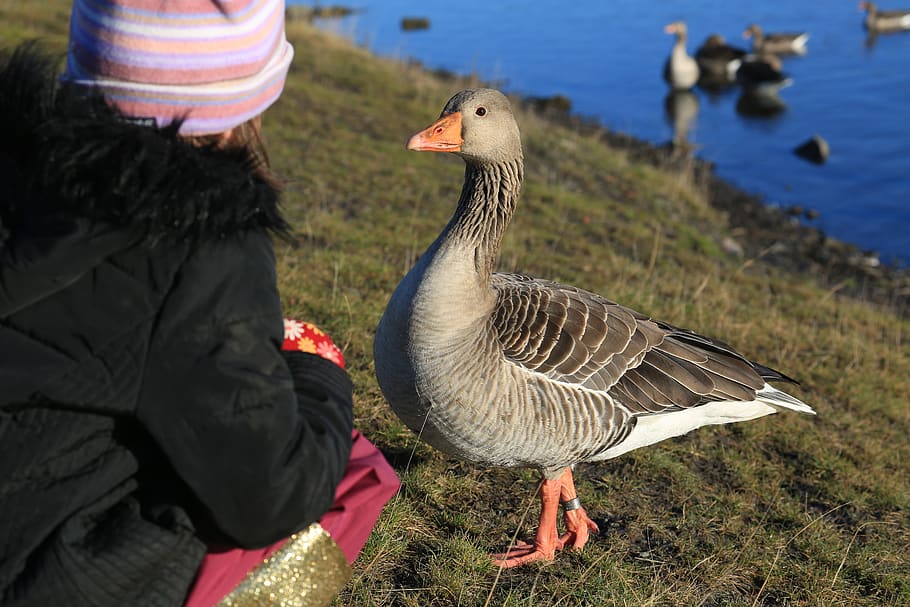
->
[662,2,910,141]
[374,89,816,568]
[664,22,806,93]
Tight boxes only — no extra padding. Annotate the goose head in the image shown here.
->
[743,23,762,40]
[664,21,689,41]
[406,88,522,166]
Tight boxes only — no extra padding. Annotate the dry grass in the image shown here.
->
[4,3,908,605]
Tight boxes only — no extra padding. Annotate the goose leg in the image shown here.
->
[491,468,599,567]
[492,478,562,567]
[555,467,599,551]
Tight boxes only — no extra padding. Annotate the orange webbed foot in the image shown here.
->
[557,505,600,551]
[490,468,600,568]
[491,540,557,568]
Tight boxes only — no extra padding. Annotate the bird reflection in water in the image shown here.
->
[663,89,700,150]
[735,85,788,118]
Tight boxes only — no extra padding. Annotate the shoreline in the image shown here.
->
[514,96,910,313]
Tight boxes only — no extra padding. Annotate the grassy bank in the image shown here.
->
[3,3,908,605]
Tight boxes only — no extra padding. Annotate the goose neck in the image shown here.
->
[676,32,687,46]
[446,159,523,278]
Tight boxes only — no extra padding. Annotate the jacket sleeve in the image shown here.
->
[137,230,353,548]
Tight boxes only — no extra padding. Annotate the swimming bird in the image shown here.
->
[735,53,792,118]
[695,34,747,87]
[736,52,792,90]
[663,21,700,90]
[373,88,816,568]
[743,23,809,55]
[859,1,910,31]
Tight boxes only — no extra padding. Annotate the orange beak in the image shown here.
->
[406,111,463,152]
[664,23,676,34]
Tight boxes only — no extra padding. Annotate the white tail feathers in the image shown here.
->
[757,384,816,415]
[600,383,814,460]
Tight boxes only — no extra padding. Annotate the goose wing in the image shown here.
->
[877,8,910,23]
[490,274,789,416]
[766,32,804,42]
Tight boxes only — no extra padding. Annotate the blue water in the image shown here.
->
[293,0,910,266]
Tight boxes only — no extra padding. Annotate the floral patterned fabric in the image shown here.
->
[282,319,345,369]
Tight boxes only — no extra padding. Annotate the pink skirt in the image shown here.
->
[183,429,399,607]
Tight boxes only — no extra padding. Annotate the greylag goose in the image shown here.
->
[735,53,792,117]
[736,52,792,90]
[860,1,910,31]
[695,34,747,87]
[743,24,809,55]
[373,89,815,568]
[663,21,700,90]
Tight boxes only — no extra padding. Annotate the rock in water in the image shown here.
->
[794,135,829,165]
[401,17,430,31]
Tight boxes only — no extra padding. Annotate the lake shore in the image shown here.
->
[515,95,910,313]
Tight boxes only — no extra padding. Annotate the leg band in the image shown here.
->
[561,497,582,512]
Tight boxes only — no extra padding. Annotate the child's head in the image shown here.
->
[62,0,293,137]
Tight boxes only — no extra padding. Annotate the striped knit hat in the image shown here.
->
[62,0,294,135]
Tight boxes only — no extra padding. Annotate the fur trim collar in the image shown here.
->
[0,44,290,246]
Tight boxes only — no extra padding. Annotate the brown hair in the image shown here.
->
[185,115,282,190]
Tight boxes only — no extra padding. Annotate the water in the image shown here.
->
[293,0,910,266]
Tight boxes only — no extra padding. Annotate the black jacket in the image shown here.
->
[0,46,354,607]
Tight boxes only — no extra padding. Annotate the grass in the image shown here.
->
[4,3,909,605]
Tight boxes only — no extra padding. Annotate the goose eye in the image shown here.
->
[475,107,487,117]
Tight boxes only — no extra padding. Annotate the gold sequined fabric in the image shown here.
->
[216,523,351,607]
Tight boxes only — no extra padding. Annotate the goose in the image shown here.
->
[743,24,809,55]
[735,54,792,117]
[860,1,910,31]
[735,53,792,117]
[663,21,700,90]
[695,34,747,87]
[736,52,793,90]
[373,88,816,568]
